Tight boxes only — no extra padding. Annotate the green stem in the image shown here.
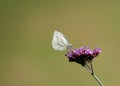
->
[92,73,104,86]
[85,65,104,86]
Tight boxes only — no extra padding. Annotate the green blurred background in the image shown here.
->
[0,0,120,86]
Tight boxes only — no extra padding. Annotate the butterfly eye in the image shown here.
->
[67,44,72,50]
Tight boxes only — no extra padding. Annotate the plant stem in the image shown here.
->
[85,65,104,86]
[92,73,104,86]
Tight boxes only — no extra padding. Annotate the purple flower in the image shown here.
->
[65,47,101,66]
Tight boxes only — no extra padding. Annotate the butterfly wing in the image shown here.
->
[52,30,72,51]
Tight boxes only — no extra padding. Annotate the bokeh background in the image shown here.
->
[0,0,120,86]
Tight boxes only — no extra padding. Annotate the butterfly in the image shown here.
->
[52,30,72,51]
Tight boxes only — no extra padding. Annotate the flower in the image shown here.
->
[65,47,101,66]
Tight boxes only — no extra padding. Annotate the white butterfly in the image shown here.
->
[52,30,72,51]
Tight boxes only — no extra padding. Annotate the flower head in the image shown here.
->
[65,47,101,66]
